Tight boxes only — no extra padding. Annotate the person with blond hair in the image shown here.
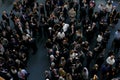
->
[66,73,72,80]
[68,8,76,22]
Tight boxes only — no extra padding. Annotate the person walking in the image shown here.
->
[113,29,120,53]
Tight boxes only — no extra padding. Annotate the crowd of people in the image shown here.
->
[44,0,120,80]
[0,0,119,80]
[0,0,38,80]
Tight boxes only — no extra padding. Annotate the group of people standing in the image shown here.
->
[0,0,39,80]
[0,0,120,80]
[44,0,120,80]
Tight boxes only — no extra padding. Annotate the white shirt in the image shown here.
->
[26,29,31,35]
[98,4,104,11]
[11,69,17,74]
[114,31,120,39]
[82,67,89,79]
[70,53,76,59]
[106,4,113,12]
[22,34,30,41]
[97,35,103,42]
[106,56,115,65]
[62,23,69,32]
[18,69,27,79]
[57,32,65,39]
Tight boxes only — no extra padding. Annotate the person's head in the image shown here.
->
[51,62,55,68]
[11,66,16,70]
[107,0,112,4]
[18,68,22,71]
[46,78,49,80]
[61,57,65,61]
[66,73,71,78]
[108,50,114,56]
[92,74,98,80]
[47,39,51,42]
[2,11,6,15]
[83,67,87,72]
[92,22,96,26]
[94,64,99,69]
[13,2,17,6]
[82,0,86,3]
[50,55,55,61]
[100,3,104,6]
[118,29,120,32]
[84,41,89,45]
[113,6,116,9]
[45,70,49,75]
[56,50,60,55]
[110,55,114,59]
[88,51,93,56]
[59,76,64,80]
[70,8,74,11]
[48,27,52,31]
[69,58,73,62]
[60,29,63,33]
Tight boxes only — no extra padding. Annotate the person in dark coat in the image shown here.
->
[88,5,94,20]
[113,12,120,24]
[113,29,120,53]
[80,7,87,20]
[28,37,37,54]
[15,24,24,38]
[20,13,27,26]
[40,3,45,16]
[86,51,93,69]
[2,11,10,26]
[92,12,99,23]
[45,0,51,17]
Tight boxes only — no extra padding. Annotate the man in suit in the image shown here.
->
[15,24,24,38]
[20,13,27,26]
[28,37,37,54]
[47,27,54,40]
[2,11,10,26]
